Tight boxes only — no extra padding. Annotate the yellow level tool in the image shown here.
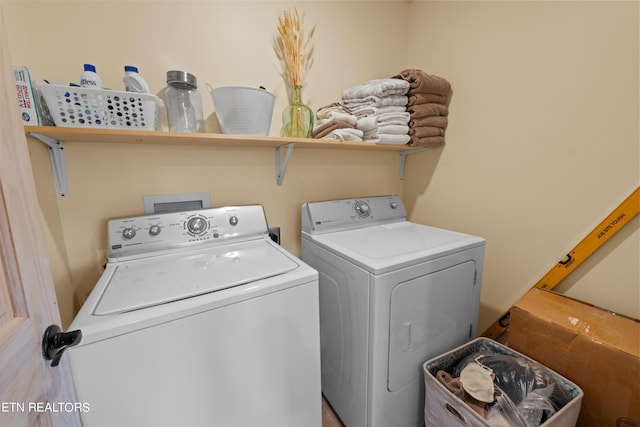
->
[482,187,640,340]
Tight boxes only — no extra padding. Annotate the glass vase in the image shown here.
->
[282,85,313,138]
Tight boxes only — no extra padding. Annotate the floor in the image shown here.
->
[322,396,344,427]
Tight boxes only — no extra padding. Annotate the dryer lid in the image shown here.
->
[308,221,484,274]
[94,240,299,315]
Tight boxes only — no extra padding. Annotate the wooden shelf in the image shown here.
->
[24,126,427,195]
[24,126,414,151]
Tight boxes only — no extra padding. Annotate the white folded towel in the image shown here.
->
[350,105,407,119]
[377,111,411,126]
[315,111,357,127]
[378,125,410,135]
[321,128,364,142]
[356,116,377,132]
[316,103,351,116]
[342,79,410,100]
[372,134,411,145]
[363,125,409,140]
[343,94,408,108]
[357,113,411,131]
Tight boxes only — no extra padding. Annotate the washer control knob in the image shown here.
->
[149,225,161,236]
[229,216,239,226]
[122,227,136,240]
[390,201,398,209]
[187,217,207,235]
[355,201,370,217]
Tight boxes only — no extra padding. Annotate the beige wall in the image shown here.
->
[403,1,639,330]
[26,139,404,326]
[4,1,410,327]
[3,1,639,331]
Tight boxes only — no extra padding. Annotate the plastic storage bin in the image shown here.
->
[39,84,159,130]
[422,337,583,427]
[210,86,275,135]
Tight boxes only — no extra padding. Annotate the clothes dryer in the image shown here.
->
[68,205,321,427]
[301,195,485,427]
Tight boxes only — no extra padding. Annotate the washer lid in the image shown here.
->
[94,240,299,315]
[308,221,484,274]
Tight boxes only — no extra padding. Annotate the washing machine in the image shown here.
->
[67,205,321,427]
[301,195,485,427]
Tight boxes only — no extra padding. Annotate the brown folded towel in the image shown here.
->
[409,116,448,129]
[436,370,465,399]
[407,103,449,119]
[312,119,355,139]
[409,126,445,138]
[408,93,448,106]
[409,135,445,148]
[393,69,451,96]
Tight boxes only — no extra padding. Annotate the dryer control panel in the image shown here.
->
[302,195,406,234]
[108,205,269,259]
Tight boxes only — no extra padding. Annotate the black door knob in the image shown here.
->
[42,325,82,367]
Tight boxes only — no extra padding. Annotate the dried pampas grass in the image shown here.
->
[274,8,315,89]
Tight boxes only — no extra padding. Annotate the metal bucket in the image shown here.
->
[210,86,275,135]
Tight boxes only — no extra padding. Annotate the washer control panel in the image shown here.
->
[108,205,268,258]
[302,195,406,234]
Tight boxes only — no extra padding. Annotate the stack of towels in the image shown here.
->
[392,69,451,148]
[341,79,411,145]
[312,102,363,141]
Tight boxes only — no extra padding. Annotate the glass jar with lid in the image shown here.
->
[164,70,204,132]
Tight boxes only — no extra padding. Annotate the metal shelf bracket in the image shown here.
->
[399,148,427,177]
[275,143,295,186]
[28,133,67,196]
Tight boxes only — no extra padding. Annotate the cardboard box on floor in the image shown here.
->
[508,288,640,427]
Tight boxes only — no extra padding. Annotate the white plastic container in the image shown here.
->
[123,65,150,93]
[80,63,102,89]
[210,86,275,135]
[38,84,159,130]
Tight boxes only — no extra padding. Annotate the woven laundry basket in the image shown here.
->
[422,337,583,427]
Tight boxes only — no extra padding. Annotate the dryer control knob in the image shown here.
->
[390,201,398,209]
[229,216,238,226]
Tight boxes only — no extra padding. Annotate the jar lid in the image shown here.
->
[166,70,197,88]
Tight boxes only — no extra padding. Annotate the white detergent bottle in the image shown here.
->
[123,65,150,93]
[80,63,102,89]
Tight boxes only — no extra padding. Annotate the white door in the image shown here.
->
[0,8,81,427]
[388,260,477,392]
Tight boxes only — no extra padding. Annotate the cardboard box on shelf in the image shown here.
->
[508,287,640,427]
[13,66,40,125]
